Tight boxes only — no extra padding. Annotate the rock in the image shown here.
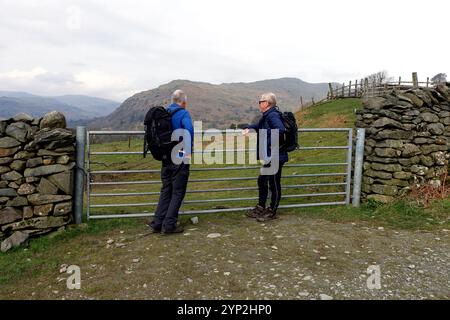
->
[367,194,394,203]
[365,156,399,164]
[23,206,33,219]
[371,184,398,196]
[43,158,55,165]
[393,171,412,180]
[13,113,34,122]
[1,170,23,181]
[398,156,420,166]
[419,155,434,167]
[374,148,400,158]
[414,137,431,144]
[376,139,403,148]
[372,117,403,129]
[37,149,66,157]
[375,130,412,140]
[370,163,402,172]
[319,294,333,300]
[0,197,9,204]
[13,151,35,160]
[6,122,30,142]
[34,204,53,216]
[420,144,447,155]
[0,181,8,188]
[0,121,6,135]
[432,152,447,165]
[40,112,67,130]
[56,155,70,165]
[0,207,22,225]
[54,202,72,216]
[363,96,385,110]
[1,231,29,252]
[0,147,20,158]
[401,144,421,157]
[0,166,11,174]
[10,160,26,171]
[402,92,424,107]
[1,216,69,232]
[48,171,73,194]
[411,165,429,176]
[25,177,40,183]
[6,196,28,206]
[26,157,43,168]
[24,163,74,177]
[33,128,74,145]
[207,233,221,238]
[27,194,72,205]
[17,183,36,196]
[0,137,21,148]
[365,170,392,180]
[420,112,439,123]
[8,182,19,189]
[0,157,13,166]
[190,216,199,224]
[427,123,445,135]
[37,178,59,195]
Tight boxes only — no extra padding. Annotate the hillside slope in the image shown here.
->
[90,78,332,130]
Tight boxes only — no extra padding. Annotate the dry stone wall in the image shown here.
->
[0,111,75,252]
[355,84,450,203]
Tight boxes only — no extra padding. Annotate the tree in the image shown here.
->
[366,70,390,85]
[431,73,447,84]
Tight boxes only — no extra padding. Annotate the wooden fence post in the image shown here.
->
[312,97,315,105]
[426,77,429,87]
[412,72,419,88]
[341,83,345,97]
[348,81,352,97]
[300,96,303,109]
[328,83,334,99]
[355,79,358,97]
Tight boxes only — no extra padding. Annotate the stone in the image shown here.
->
[37,149,65,157]
[43,158,55,165]
[56,155,70,165]
[25,177,40,183]
[427,123,444,135]
[420,112,439,123]
[0,121,6,135]
[1,231,29,252]
[374,148,399,158]
[376,139,403,149]
[375,178,409,187]
[371,184,398,196]
[0,166,10,174]
[1,170,22,181]
[0,157,13,165]
[54,202,72,216]
[34,204,53,216]
[363,96,386,110]
[26,157,43,168]
[8,182,19,189]
[0,207,22,225]
[0,197,9,204]
[319,294,333,300]
[411,165,429,176]
[401,144,421,157]
[55,146,75,153]
[13,113,34,122]
[375,130,412,140]
[23,206,33,219]
[1,216,69,232]
[420,144,447,155]
[413,137,431,144]
[37,178,58,195]
[48,171,73,194]
[206,233,221,238]
[33,128,74,145]
[393,171,412,180]
[27,194,72,205]
[367,194,394,203]
[0,181,8,188]
[443,117,450,126]
[5,122,30,142]
[13,151,35,160]
[39,111,66,129]
[435,137,447,145]
[402,92,424,107]
[17,183,36,196]
[0,137,21,148]
[372,117,403,129]
[432,152,447,165]
[366,156,398,164]
[10,160,26,171]
[419,155,434,167]
[0,147,20,158]
[6,196,28,207]
[365,170,392,180]
[370,163,402,172]
[24,163,74,177]
[398,156,420,166]
[0,188,17,197]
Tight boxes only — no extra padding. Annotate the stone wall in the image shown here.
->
[356,84,450,203]
[0,111,75,252]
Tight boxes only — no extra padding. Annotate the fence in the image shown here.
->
[72,127,366,222]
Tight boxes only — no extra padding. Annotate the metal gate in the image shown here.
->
[72,128,365,221]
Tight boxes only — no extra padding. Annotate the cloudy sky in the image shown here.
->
[0,0,448,101]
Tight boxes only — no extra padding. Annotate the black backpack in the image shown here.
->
[277,109,299,152]
[143,106,182,160]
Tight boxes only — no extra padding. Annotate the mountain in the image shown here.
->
[0,91,120,123]
[90,77,331,130]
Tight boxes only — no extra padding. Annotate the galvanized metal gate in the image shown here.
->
[72,128,365,222]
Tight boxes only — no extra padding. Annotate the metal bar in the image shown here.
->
[88,201,347,219]
[90,173,347,185]
[89,163,349,174]
[73,126,86,224]
[344,128,353,205]
[86,131,91,221]
[89,192,347,207]
[352,128,365,207]
[90,182,347,197]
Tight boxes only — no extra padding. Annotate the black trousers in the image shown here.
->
[152,161,190,231]
[257,161,285,211]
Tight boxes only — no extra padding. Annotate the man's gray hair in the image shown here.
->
[172,89,187,104]
[260,92,277,106]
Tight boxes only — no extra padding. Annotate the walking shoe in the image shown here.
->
[256,208,277,222]
[146,220,161,233]
[161,225,184,235]
[246,205,265,218]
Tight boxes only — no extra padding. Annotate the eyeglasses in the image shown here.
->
[258,100,267,104]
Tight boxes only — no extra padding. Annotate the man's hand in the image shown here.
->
[242,128,250,136]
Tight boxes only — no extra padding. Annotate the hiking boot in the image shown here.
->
[256,208,277,222]
[246,205,265,218]
[162,225,184,235]
[146,220,161,233]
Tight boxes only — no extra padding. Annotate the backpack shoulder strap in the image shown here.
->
[168,107,184,116]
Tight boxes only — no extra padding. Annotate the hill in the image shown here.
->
[90,78,332,130]
[0,91,120,122]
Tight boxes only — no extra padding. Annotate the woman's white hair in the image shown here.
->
[172,89,187,104]
[260,92,277,106]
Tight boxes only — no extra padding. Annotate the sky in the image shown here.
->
[0,0,448,102]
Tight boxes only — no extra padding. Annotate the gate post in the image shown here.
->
[345,129,353,205]
[352,128,365,207]
[73,126,86,224]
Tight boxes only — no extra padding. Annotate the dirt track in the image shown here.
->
[1,213,449,300]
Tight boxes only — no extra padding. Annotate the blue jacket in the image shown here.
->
[167,103,194,155]
[248,106,288,163]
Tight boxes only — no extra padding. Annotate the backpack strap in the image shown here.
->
[168,107,183,116]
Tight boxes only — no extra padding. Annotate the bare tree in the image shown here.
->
[431,73,447,84]
[366,70,391,85]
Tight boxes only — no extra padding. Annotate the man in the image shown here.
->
[243,92,288,222]
[149,89,193,234]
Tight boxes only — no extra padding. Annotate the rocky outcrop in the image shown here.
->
[356,84,450,203]
[0,112,74,252]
